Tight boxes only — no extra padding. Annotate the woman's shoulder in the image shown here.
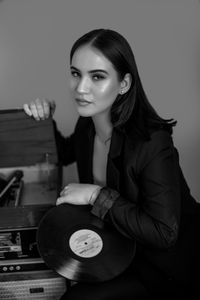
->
[124,128,175,166]
[125,124,174,147]
[139,129,174,153]
[137,129,176,170]
[148,129,173,146]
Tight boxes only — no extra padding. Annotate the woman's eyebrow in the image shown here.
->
[70,66,108,75]
[70,66,79,71]
[89,69,108,75]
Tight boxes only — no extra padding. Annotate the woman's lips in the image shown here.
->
[75,98,92,106]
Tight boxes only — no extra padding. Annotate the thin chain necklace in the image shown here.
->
[96,134,111,146]
[104,136,111,145]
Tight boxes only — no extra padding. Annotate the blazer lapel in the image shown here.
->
[106,128,124,190]
[76,119,95,183]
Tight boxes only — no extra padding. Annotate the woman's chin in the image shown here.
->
[76,107,94,117]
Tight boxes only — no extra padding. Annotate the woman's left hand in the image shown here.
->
[56,183,101,206]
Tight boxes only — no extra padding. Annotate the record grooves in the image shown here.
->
[37,203,136,282]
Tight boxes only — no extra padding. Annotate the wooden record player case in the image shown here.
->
[0,109,67,299]
[0,108,61,208]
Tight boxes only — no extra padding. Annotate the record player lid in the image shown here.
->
[0,109,58,167]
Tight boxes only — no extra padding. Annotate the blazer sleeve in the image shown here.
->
[92,131,181,249]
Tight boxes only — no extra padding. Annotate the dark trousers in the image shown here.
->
[59,256,198,300]
[60,272,149,300]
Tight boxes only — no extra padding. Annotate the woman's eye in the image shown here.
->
[92,74,106,81]
[71,71,80,78]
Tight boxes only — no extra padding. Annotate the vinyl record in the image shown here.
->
[37,203,136,282]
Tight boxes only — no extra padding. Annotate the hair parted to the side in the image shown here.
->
[70,29,176,138]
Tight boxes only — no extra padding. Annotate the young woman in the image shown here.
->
[24,29,200,299]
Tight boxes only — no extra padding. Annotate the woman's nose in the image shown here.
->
[76,77,90,94]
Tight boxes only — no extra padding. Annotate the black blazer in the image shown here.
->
[54,117,200,283]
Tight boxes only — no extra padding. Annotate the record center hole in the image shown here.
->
[84,242,88,245]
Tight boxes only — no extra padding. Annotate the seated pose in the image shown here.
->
[24,29,200,299]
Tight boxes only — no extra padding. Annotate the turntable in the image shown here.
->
[0,109,67,299]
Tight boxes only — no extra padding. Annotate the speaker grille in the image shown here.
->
[0,276,67,299]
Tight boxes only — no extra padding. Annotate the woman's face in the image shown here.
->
[69,45,122,118]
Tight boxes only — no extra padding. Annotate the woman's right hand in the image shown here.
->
[23,98,56,121]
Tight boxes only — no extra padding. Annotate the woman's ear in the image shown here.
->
[119,73,132,95]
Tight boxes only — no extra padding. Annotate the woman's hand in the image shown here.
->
[23,98,56,120]
[57,183,101,206]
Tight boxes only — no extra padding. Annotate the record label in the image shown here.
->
[69,229,103,258]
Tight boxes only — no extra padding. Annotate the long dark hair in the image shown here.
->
[70,29,176,138]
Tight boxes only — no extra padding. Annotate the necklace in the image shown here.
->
[104,136,111,145]
[96,134,111,146]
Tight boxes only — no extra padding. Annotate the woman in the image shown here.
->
[24,29,200,299]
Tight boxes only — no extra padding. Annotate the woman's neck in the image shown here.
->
[92,112,113,144]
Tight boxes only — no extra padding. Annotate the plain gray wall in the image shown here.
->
[0,0,199,201]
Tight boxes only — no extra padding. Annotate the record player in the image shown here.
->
[0,109,61,274]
